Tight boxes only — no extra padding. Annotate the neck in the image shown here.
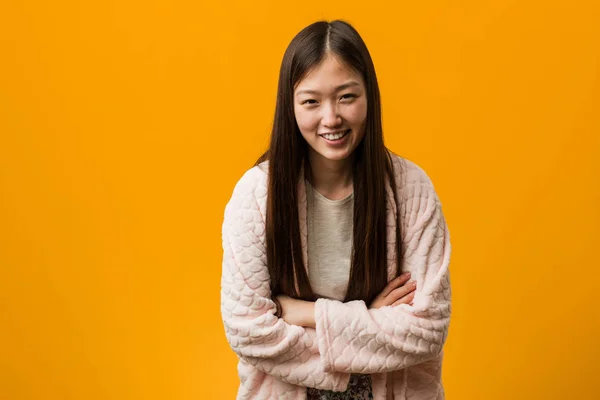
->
[307,150,354,196]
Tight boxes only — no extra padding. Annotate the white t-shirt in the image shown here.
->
[306,179,354,301]
[305,180,374,399]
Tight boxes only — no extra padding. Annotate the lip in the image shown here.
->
[319,129,350,137]
[319,129,350,145]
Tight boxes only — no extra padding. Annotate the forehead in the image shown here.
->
[295,55,363,92]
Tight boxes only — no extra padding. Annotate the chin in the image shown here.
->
[316,148,353,162]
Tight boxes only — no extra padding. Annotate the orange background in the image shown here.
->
[1,1,599,399]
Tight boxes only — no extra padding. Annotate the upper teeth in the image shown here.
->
[323,130,348,140]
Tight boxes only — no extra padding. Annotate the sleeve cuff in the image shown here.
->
[315,298,334,372]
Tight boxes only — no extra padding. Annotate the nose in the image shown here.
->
[321,102,342,128]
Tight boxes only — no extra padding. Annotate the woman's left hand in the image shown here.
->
[275,295,316,328]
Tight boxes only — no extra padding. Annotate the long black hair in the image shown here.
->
[255,20,404,305]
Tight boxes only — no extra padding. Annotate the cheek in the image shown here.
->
[346,102,367,124]
[294,108,318,132]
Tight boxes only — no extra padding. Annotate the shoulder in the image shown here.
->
[229,161,269,200]
[223,161,269,228]
[388,151,437,200]
[387,151,446,235]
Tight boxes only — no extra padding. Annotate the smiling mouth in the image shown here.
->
[319,129,351,140]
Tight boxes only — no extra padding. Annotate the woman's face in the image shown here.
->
[293,53,367,164]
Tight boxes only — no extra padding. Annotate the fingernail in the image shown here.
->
[401,272,411,278]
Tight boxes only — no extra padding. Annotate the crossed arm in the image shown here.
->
[220,167,451,388]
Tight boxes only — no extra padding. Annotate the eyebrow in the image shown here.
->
[295,81,361,96]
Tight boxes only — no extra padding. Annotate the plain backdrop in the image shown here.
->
[1,1,599,399]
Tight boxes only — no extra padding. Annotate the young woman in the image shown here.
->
[221,20,452,400]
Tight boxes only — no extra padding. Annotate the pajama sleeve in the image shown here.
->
[314,164,452,374]
[220,167,351,391]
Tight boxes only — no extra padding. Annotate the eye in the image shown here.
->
[341,93,356,101]
[301,99,318,105]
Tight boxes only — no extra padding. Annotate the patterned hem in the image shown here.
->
[306,374,373,399]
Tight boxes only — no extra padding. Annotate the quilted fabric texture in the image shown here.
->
[221,153,451,399]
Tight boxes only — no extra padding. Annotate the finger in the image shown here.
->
[380,272,411,297]
[387,280,417,304]
[273,297,283,318]
[392,290,415,307]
